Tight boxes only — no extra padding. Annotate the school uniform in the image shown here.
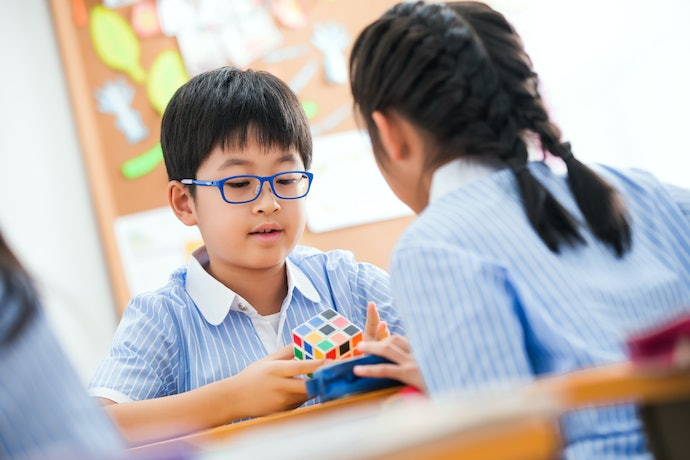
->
[390,158,690,459]
[0,279,124,459]
[89,245,402,407]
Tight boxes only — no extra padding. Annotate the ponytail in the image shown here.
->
[507,142,583,253]
[558,145,631,257]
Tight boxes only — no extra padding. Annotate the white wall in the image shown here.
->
[0,0,688,384]
[0,1,118,383]
[509,0,690,185]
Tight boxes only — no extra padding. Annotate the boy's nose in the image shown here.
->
[253,181,280,213]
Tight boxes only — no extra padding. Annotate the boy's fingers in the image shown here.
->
[283,358,326,376]
[283,379,310,396]
[264,344,296,360]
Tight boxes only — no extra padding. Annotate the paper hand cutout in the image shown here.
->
[311,23,349,85]
[95,77,148,144]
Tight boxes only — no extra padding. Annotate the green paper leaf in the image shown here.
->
[90,5,146,83]
[147,49,189,116]
[121,142,163,180]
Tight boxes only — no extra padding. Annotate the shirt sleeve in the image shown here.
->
[390,242,534,397]
[664,182,690,221]
[88,294,182,402]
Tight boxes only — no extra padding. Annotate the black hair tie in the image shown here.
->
[560,142,574,163]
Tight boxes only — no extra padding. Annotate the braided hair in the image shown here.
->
[350,1,631,256]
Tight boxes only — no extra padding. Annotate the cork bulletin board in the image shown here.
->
[49,0,413,315]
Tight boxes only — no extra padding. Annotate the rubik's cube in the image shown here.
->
[293,308,364,361]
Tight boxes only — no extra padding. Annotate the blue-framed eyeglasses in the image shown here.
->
[181,170,314,204]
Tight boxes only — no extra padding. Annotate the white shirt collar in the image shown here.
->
[185,246,321,326]
[429,157,505,203]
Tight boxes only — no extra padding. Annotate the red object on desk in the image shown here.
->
[627,314,690,367]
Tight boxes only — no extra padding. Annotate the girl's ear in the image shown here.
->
[372,110,424,163]
[372,111,407,161]
[168,181,197,226]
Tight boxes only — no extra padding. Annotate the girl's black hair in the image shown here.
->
[0,232,37,346]
[350,1,631,256]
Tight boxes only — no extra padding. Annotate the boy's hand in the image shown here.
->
[354,335,426,392]
[363,301,390,342]
[232,345,325,418]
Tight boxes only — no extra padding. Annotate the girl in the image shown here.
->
[0,231,125,458]
[349,2,690,458]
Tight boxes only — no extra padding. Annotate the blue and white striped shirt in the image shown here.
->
[391,160,690,459]
[89,245,402,408]
[1,296,124,459]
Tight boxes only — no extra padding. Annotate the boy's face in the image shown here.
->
[184,138,307,282]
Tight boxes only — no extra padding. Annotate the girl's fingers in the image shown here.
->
[363,301,381,340]
[376,321,390,340]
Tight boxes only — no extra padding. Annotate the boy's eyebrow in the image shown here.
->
[220,158,250,167]
[218,152,301,169]
[275,152,301,164]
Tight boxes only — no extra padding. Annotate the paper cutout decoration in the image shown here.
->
[95,77,148,144]
[301,100,319,120]
[306,130,413,233]
[103,0,139,7]
[90,5,146,84]
[176,29,227,77]
[158,0,283,75]
[263,44,311,64]
[310,103,350,137]
[271,0,310,29]
[157,0,198,36]
[289,57,319,95]
[293,308,364,361]
[131,1,162,38]
[121,143,163,180]
[311,23,349,85]
[146,49,189,116]
[214,1,284,69]
[120,49,188,180]
[72,0,88,27]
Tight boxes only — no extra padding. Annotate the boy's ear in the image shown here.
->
[371,111,414,162]
[168,181,197,226]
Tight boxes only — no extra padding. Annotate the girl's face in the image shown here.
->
[188,138,307,285]
[369,118,432,215]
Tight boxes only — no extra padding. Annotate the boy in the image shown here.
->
[88,67,405,445]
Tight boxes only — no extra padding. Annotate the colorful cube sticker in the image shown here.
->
[293,308,364,362]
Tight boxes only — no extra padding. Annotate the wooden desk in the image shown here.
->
[182,386,404,446]
[526,361,690,409]
[131,386,405,455]
[373,416,560,460]
[133,363,690,459]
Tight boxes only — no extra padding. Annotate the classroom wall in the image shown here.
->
[0,0,688,384]
[0,1,118,383]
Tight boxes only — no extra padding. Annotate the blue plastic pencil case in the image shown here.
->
[306,354,403,402]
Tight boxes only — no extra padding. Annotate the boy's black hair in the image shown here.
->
[161,67,312,186]
[350,1,631,257]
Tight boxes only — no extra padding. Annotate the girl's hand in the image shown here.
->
[354,335,426,392]
[363,301,391,341]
